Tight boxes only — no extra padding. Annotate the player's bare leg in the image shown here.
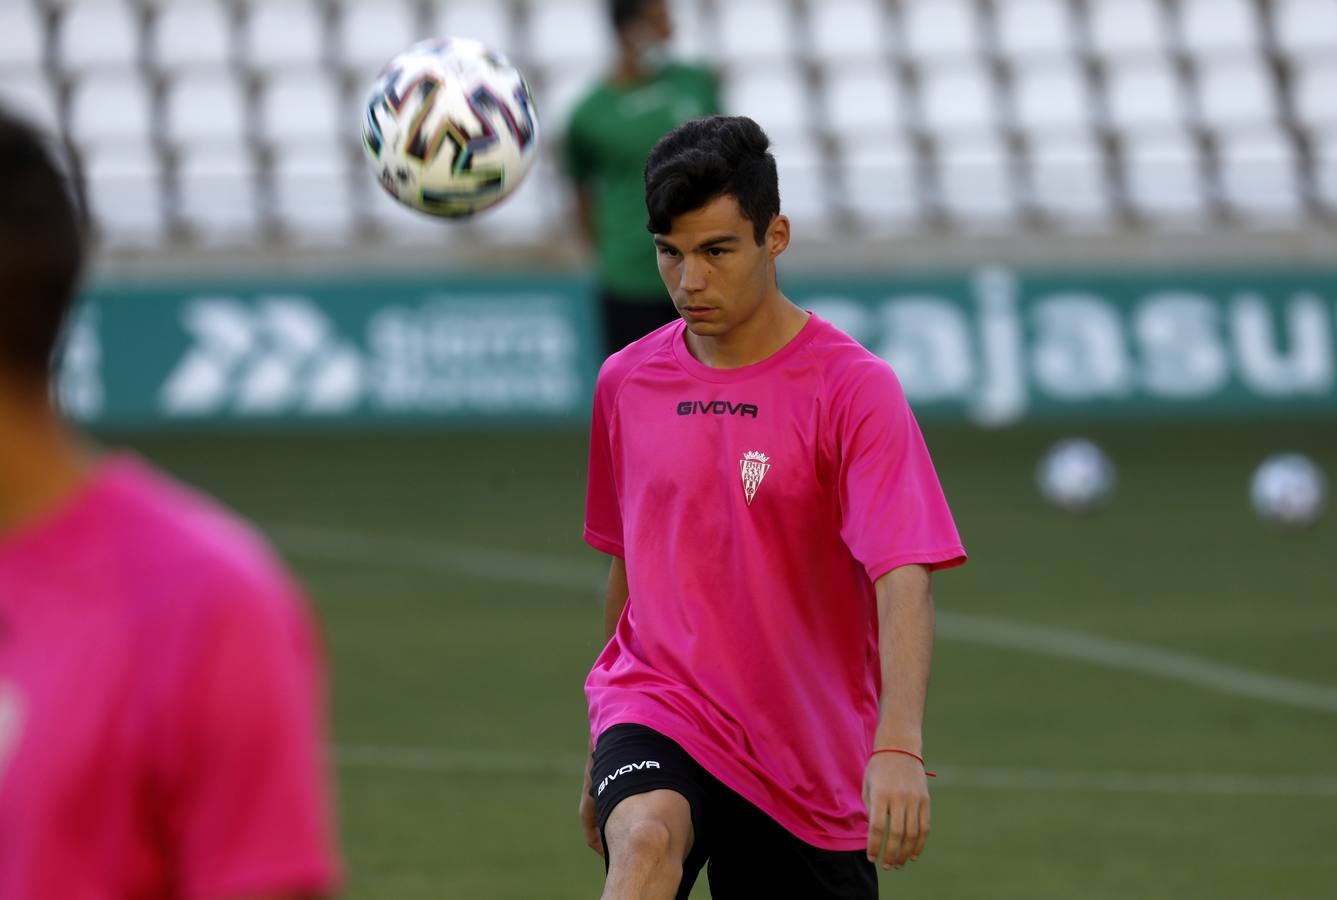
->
[601,789,694,900]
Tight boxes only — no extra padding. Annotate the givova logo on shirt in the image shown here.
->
[597,760,661,796]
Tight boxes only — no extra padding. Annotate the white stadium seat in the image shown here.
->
[1275,0,1337,58]
[336,0,418,72]
[1122,130,1207,223]
[823,64,907,140]
[774,139,834,231]
[1029,134,1112,225]
[723,69,809,140]
[1087,0,1168,60]
[271,147,356,243]
[84,143,166,246]
[364,179,452,243]
[1195,57,1277,131]
[525,0,612,70]
[151,1,232,71]
[176,146,261,243]
[1217,130,1303,222]
[901,0,982,62]
[433,2,517,56]
[842,137,921,232]
[936,137,1018,227]
[995,0,1077,62]
[1178,0,1260,59]
[259,75,342,144]
[718,0,797,64]
[809,0,891,64]
[1315,130,1337,210]
[0,76,62,134]
[668,0,710,60]
[1104,61,1186,132]
[472,160,554,244]
[0,4,45,69]
[919,63,997,136]
[164,73,248,146]
[1012,60,1092,136]
[57,0,142,71]
[1292,61,1337,132]
[530,63,603,136]
[68,74,154,146]
[244,1,324,70]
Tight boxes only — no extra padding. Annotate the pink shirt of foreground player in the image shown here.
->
[0,456,339,899]
[584,314,966,851]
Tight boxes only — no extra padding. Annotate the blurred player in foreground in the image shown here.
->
[564,0,720,355]
[577,116,967,899]
[0,108,339,899]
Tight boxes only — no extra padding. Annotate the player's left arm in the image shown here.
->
[863,563,934,873]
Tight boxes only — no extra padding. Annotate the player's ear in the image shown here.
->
[766,213,790,259]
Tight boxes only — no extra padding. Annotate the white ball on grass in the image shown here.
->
[1250,453,1327,527]
[1036,438,1116,512]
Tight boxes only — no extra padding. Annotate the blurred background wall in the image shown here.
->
[4,0,1337,429]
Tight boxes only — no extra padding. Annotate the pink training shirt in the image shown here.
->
[585,314,966,851]
[0,456,339,899]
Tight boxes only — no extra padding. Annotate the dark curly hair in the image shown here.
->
[0,106,86,383]
[643,116,779,245]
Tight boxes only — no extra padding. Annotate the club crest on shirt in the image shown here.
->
[740,450,771,506]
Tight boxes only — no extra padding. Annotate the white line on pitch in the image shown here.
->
[331,745,1337,798]
[934,612,1337,715]
[267,523,1337,716]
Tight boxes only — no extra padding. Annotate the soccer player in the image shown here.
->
[0,109,339,898]
[577,116,967,899]
[564,0,721,355]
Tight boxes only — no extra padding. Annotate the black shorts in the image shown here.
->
[590,724,877,900]
[598,290,678,355]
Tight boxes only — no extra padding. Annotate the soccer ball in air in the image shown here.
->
[361,38,539,218]
[1036,438,1116,512]
[1250,453,1327,527]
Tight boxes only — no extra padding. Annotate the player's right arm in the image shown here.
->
[579,554,629,856]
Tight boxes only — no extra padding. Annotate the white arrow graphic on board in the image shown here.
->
[160,297,362,416]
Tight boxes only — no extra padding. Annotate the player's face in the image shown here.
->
[653,195,789,339]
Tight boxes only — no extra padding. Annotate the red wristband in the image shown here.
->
[870,747,937,777]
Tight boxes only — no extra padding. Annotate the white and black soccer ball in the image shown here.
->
[1036,438,1116,512]
[361,37,539,218]
[1250,453,1327,527]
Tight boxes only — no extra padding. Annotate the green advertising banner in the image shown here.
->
[61,274,602,428]
[62,267,1337,428]
[794,267,1337,424]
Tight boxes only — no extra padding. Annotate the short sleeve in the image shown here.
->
[165,579,339,900]
[836,359,967,581]
[584,366,625,557]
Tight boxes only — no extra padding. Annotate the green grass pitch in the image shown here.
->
[108,419,1337,899]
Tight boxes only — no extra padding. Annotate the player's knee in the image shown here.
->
[619,818,675,863]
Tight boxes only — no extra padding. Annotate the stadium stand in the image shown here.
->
[2,0,1333,257]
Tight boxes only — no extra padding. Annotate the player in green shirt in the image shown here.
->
[563,0,721,356]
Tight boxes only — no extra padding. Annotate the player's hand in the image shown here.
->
[863,752,931,871]
[579,751,603,857]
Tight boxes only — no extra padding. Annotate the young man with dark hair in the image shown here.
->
[0,107,339,899]
[564,0,720,356]
[578,115,967,899]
